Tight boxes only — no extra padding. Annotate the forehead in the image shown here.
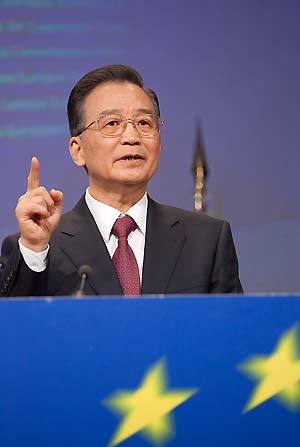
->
[83,82,155,118]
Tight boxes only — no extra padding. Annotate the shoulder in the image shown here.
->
[1,232,20,256]
[148,197,228,231]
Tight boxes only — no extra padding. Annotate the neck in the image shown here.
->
[88,184,147,213]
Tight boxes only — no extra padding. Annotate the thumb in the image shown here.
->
[50,189,63,210]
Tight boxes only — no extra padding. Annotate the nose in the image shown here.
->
[120,120,141,145]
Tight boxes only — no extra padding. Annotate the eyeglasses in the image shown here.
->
[78,113,164,138]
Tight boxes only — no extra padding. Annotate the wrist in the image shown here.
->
[20,237,48,253]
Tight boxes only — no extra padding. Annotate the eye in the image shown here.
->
[137,116,155,127]
[106,120,119,127]
[99,115,122,129]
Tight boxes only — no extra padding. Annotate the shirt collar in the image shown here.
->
[85,188,148,242]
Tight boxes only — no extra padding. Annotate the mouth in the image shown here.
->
[117,154,145,162]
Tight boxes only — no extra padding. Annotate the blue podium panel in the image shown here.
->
[0,295,299,446]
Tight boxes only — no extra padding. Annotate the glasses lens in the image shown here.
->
[98,114,123,136]
[135,114,159,136]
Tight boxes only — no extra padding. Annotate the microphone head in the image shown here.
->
[78,264,93,278]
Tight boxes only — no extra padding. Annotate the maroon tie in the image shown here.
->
[112,215,141,296]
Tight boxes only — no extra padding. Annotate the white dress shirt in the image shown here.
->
[85,189,147,280]
[19,190,148,281]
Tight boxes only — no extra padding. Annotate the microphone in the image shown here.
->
[75,264,93,297]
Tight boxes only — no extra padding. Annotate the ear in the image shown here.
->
[69,136,86,167]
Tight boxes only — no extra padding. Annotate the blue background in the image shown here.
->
[1,0,300,292]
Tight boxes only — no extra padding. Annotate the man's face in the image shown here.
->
[69,82,161,197]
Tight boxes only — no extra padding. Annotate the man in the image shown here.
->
[0,64,243,297]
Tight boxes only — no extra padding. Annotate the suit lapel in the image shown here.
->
[52,196,186,296]
[55,196,123,295]
[142,198,186,294]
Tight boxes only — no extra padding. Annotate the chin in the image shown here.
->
[118,177,147,186]
[115,170,148,183]
[113,164,157,186]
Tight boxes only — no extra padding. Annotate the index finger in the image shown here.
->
[27,156,40,191]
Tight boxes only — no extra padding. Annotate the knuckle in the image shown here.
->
[38,186,47,194]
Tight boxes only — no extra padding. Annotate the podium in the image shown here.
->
[0,295,299,446]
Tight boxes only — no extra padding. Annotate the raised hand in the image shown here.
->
[15,157,63,252]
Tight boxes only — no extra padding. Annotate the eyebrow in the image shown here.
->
[96,108,155,116]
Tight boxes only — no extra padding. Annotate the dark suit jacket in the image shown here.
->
[0,196,243,297]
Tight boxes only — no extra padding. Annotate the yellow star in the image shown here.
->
[239,325,300,413]
[103,358,197,446]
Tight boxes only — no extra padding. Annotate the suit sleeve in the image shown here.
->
[209,221,243,293]
[0,234,47,297]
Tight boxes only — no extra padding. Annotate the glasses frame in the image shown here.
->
[78,113,164,138]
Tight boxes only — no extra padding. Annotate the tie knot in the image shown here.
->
[112,215,137,239]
